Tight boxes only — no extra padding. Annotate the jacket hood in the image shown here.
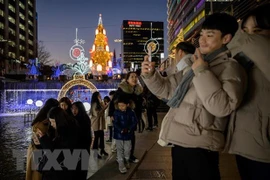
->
[118,81,143,95]
[114,98,136,110]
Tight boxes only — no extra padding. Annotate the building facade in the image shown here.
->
[0,0,37,75]
[167,0,267,52]
[121,20,164,69]
[166,0,267,70]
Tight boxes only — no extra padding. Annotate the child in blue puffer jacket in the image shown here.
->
[113,96,137,174]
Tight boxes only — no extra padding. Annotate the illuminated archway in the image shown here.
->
[57,75,98,100]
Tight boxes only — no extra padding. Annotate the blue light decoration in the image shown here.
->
[27,59,40,75]
[1,88,115,115]
[51,64,61,78]
[111,49,122,74]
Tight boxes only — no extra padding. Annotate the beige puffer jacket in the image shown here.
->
[226,33,270,163]
[141,51,247,151]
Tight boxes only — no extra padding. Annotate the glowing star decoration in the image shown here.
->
[69,28,89,75]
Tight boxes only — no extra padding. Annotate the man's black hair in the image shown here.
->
[202,13,238,37]
[175,41,196,54]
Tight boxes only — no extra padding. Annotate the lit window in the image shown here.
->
[0,9,4,16]
[28,10,33,17]
[0,22,4,29]
[19,34,25,41]
[29,49,33,55]
[19,23,25,30]
[28,0,33,7]
[28,29,33,36]
[28,20,33,26]
[28,39,33,45]
[8,52,16,58]
[10,41,15,47]
[9,4,15,13]
[20,45,25,51]
[9,28,15,35]
[19,13,25,20]
[20,56,25,61]
[19,2,25,9]
[8,16,16,24]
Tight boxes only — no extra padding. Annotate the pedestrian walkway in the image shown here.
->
[88,112,241,180]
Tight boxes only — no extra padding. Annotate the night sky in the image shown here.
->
[36,0,168,65]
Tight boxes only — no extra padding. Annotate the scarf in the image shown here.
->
[167,46,228,108]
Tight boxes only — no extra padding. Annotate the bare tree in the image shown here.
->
[37,41,54,65]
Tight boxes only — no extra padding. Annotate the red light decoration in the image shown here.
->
[72,48,81,58]
[128,21,142,26]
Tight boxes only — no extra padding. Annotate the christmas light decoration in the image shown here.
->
[57,75,98,100]
[89,14,112,75]
[144,22,160,62]
[68,28,89,75]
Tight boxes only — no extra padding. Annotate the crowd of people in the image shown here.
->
[25,3,269,180]
[26,70,160,179]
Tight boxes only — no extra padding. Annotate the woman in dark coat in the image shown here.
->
[26,98,59,180]
[108,71,144,163]
[71,101,92,180]
[36,107,79,180]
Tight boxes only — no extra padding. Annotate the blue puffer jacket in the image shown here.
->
[113,108,137,140]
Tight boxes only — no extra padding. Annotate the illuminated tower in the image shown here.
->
[89,14,112,75]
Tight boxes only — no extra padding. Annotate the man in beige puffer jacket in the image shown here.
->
[141,13,247,180]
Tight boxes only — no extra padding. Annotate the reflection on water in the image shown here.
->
[0,116,31,180]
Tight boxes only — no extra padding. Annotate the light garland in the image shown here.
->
[57,75,98,100]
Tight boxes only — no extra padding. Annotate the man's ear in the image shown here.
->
[222,34,233,44]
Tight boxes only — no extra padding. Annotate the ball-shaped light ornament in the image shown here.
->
[35,100,43,107]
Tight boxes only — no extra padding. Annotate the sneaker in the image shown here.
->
[119,162,127,174]
[153,125,158,129]
[130,155,139,163]
[146,127,153,131]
